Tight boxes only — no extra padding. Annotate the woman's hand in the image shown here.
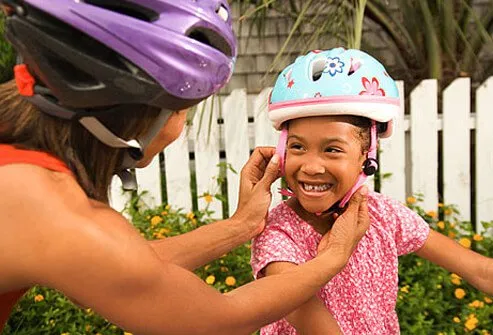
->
[232,147,280,237]
[317,186,370,271]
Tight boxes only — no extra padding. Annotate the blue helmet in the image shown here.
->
[268,47,399,137]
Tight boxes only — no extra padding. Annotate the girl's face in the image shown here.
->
[136,109,188,168]
[285,115,367,213]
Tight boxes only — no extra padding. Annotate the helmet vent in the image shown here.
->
[85,0,159,22]
[348,58,362,76]
[187,28,232,57]
[311,58,326,82]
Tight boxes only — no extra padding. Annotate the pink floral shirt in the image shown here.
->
[251,191,430,335]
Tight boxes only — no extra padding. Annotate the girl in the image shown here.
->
[0,3,370,335]
[251,47,493,335]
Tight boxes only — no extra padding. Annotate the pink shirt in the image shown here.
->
[251,191,430,335]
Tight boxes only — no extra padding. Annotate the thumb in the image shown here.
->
[258,154,280,190]
[353,186,370,235]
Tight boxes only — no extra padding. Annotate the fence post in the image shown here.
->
[410,79,439,212]
[380,81,406,202]
[442,78,471,221]
[223,89,250,216]
[476,77,493,232]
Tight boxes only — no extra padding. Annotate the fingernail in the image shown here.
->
[271,154,279,164]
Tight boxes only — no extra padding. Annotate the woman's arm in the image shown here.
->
[415,229,493,295]
[2,165,368,335]
[149,147,279,270]
[264,262,342,335]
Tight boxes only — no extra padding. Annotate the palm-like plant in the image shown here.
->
[235,0,493,90]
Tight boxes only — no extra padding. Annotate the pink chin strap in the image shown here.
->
[276,120,378,210]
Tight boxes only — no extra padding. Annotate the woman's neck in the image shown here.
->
[286,198,336,235]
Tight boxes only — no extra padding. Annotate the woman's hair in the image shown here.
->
[0,80,161,203]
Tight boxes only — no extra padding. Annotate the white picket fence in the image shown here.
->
[110,77,493,232]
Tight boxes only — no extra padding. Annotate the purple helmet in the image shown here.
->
[3,0,237,115]
[2,0,237,189]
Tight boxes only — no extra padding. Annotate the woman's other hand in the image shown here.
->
[232,147,280,237]
[317,186,370,270]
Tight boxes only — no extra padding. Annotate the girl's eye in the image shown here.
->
[289,143,304,151]
[325,147,341,153]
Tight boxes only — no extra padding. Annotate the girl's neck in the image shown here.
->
[286,198,336,235]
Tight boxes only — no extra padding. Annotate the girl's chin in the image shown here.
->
[298,198,337,214]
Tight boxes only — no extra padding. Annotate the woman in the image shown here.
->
[0,1,370,334]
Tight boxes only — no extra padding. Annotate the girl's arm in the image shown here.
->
[264,262,343,335]
[149,147,280,270]
[415,229,493,295]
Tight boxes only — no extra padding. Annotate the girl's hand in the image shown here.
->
[317,186,370,270]
[232,147,280,237]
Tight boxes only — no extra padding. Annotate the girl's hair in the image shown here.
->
[0,80,162,203]
[337,115,371,154]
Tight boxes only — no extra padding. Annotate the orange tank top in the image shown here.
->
[0,144,73,331]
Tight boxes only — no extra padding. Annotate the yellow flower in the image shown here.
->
[453,316,461,323]
[225,276,237,286]
[400,285,410,293]
[85,308,92,314]
[465,314,478,331]
[468,300,485,308]
[204,264,211,271]
[186,212,195,220]
[205,275,215,285]
[416,261,422,266]
[484,296,492,304]
[406,196,417,204]
[448,232,456,239]
[123,332,133,335]
[437,333,445,335]
[34,294,44,302]
[426,211,438,218]
[438,203,444,208]
[482,330,491,335]
[159,228,170,235]
[451,273,462,285]
[459,238,471,249]
[473,234,484,241]
[436,284,442,289]
[161,211,168,216]
[455,288,466,299]
[444,208,453,216]
[150,216,163,226]
[437,221,445,230]
[165,204,171,210]
[204,193,213,203]
[49,319,55,326]
[61,333,70,335]
[220,266,228,272]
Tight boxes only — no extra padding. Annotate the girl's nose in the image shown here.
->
[300,161,326,175]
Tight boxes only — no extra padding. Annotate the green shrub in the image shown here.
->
[5,195,493,334]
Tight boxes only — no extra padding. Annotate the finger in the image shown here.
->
[258,154,280,190]
[356,186,370,235]
[241,147,275,182]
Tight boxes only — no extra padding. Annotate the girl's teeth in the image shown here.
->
[303,183,330,192]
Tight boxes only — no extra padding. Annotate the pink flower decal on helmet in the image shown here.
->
[359,77,386,96]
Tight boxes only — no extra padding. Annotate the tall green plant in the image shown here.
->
[235,0,493,89]
[364,0,493,89]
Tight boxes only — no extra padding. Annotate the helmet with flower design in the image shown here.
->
[268,47,400,209]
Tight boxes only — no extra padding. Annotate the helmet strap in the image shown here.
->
[339,120,378,207]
